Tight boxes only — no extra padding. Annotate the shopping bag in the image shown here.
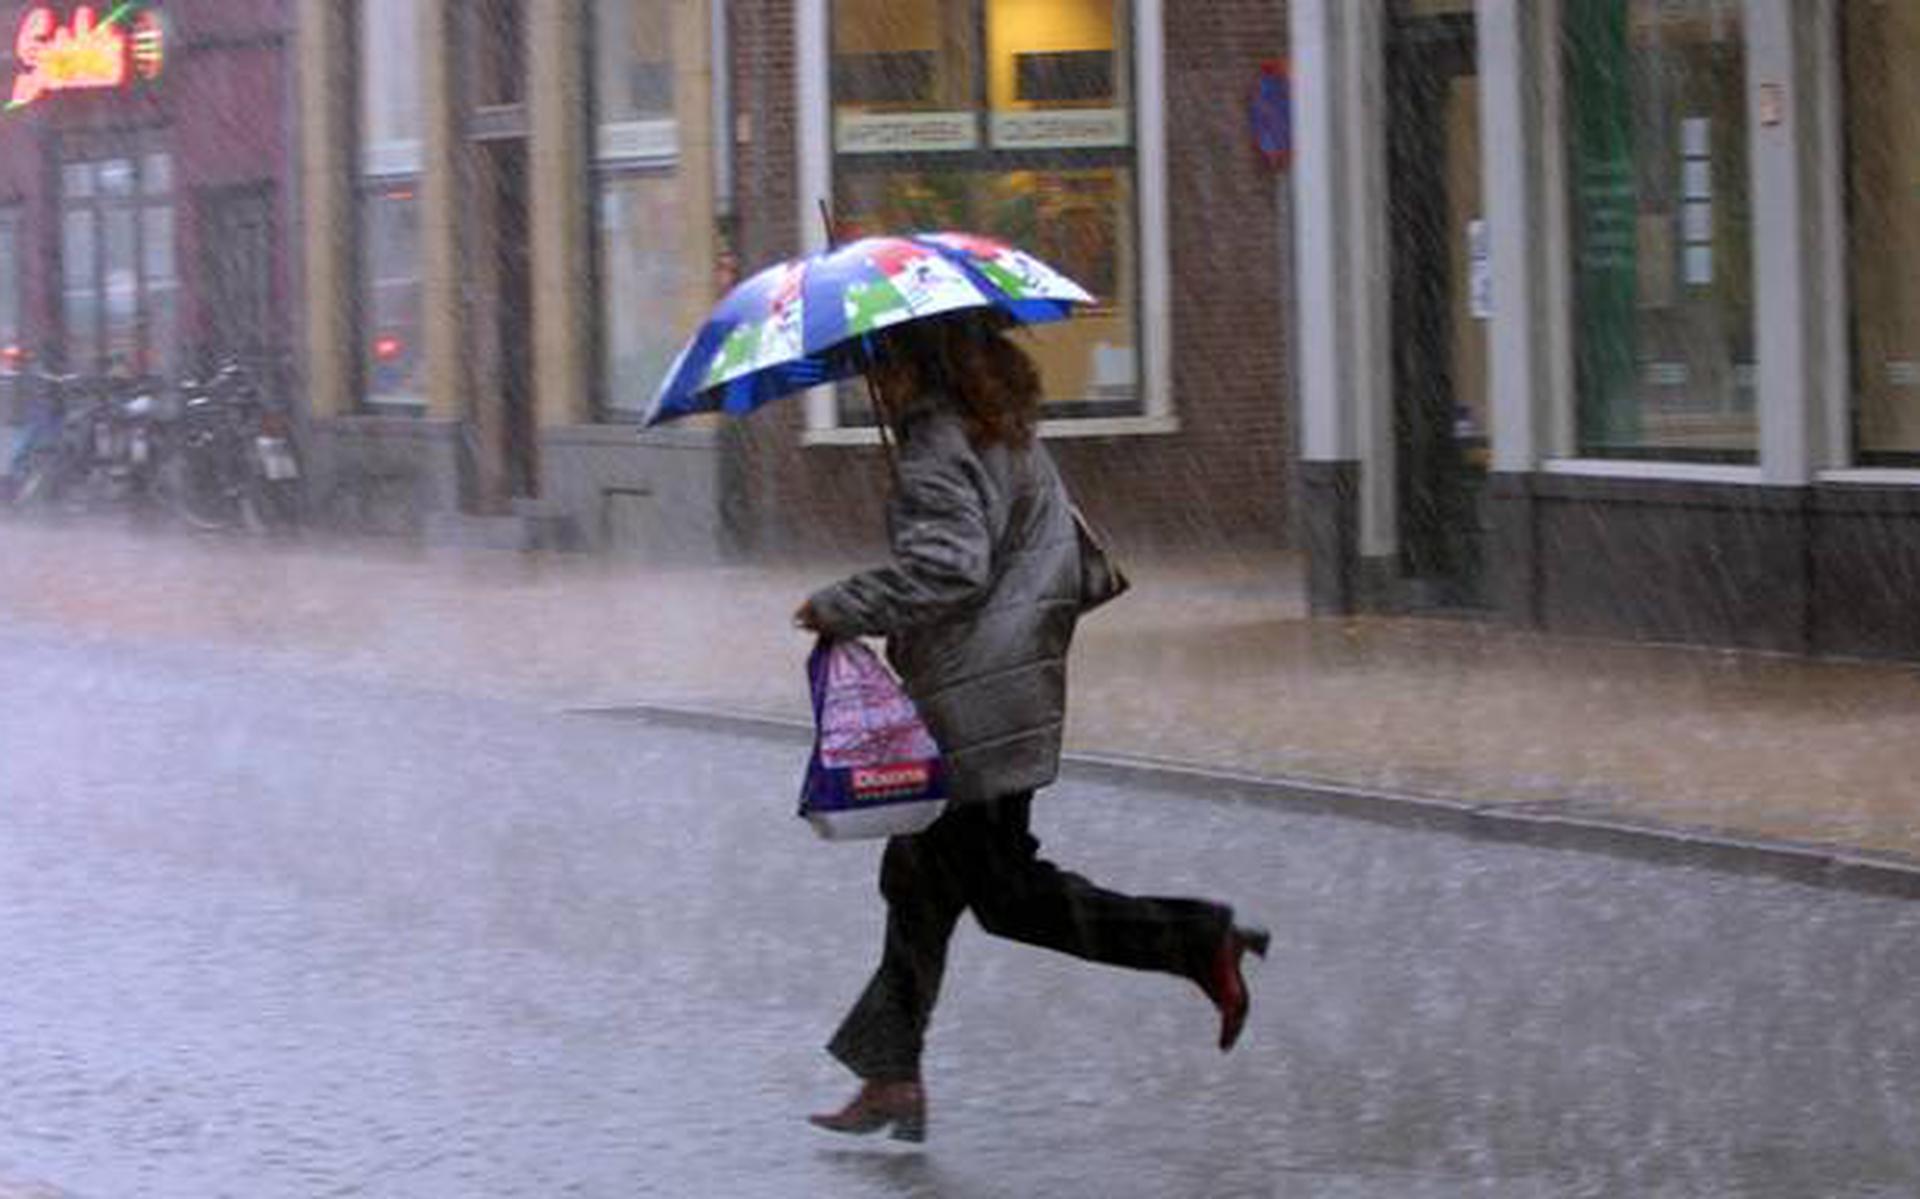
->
[798,637,949,840]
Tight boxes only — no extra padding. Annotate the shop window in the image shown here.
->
[836,51,938,105]
[827,0,1141,425]
[595,0,675,127]
[1563,0,1754,462]
[58,153,175,377]
[61,209,93,369]
[594,0,704,419]
[142,205,176,380]
[359,0,422,170]
[1843,0,1920,466]
[361,182,423,403]
[470,0,526,108]
[598,174,693,419]
[358,0,424,406]
[0,208,21,369]
[834,0,978,130]
[1015,50,1113,103]
[1,206,22,422]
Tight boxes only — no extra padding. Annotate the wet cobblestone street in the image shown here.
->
[1,627,1917,1197]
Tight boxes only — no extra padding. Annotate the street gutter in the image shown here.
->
[575,702,1920,902]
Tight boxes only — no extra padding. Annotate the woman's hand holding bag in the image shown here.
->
[798,637,949,840]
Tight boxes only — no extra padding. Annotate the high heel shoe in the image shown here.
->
[808,1079,928,1143]
[1200,925,1270,1053]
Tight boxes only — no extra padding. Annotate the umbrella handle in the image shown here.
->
[869,379,899,480]
[818,199,842,249]
[820,199,900,480]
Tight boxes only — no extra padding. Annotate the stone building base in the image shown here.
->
[308,416,730,561]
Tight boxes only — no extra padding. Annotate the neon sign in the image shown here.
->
[7,4,167,113]
[130,8,164,79]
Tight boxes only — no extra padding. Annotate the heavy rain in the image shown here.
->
[1,1,1918,1196]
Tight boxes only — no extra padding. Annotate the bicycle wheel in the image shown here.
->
[168,448,239,531]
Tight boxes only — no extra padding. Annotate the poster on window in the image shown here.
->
[990,109,1129,151]
[836,112,979,155]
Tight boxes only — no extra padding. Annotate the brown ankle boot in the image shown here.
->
[808,1079,927,1142]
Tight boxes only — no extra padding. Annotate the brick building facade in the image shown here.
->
[722,0,1293,557]
[296,1,1295,559]
[0,0,295,397]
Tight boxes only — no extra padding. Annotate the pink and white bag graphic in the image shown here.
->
[799,637,949,840]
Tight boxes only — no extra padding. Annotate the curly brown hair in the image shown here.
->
[871,313,1042,449]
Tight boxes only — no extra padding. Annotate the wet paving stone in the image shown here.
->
[0,628,1916,1197]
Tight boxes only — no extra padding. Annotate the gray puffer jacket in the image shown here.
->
[806,394,1081,804]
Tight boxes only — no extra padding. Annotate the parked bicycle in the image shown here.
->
[6,364,181,515]
[169,359,304,534]
[7,365,89,510]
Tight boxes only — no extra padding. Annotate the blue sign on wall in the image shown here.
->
[1250,60,1291,171]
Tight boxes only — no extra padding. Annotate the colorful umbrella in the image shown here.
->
[644,232,1095,426]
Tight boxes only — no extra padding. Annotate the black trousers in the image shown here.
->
[828,792,1233,1081]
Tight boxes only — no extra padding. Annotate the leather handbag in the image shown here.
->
[1072,504,1130,613]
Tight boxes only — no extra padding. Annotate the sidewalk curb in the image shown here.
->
[578,701,1920,901]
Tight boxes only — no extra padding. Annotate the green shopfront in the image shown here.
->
[1293,0,1920,660]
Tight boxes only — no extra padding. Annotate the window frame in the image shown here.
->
[1832,0,1920,473]
[1516,0,1858,489]
[588,0,691,424]
[355,172,425,409]
[1554,0,1761,467]
[55,138,177,379]
[0,204,22,362]
[796,0,1174,443]
[354,0,427,411]
[591,162,689,423]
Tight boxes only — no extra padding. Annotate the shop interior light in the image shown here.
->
[374,335,406,362]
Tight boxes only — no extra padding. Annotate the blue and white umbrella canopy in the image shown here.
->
[644,232,1095,426]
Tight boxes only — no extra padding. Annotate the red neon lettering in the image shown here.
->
[10,8,57,106]
[10,6,134,110]
[131,11,165,81]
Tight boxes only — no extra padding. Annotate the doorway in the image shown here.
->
[1387,6,1488,609]
[461,0,534,510]
[199,184,276,368]
[471,139,536,504]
